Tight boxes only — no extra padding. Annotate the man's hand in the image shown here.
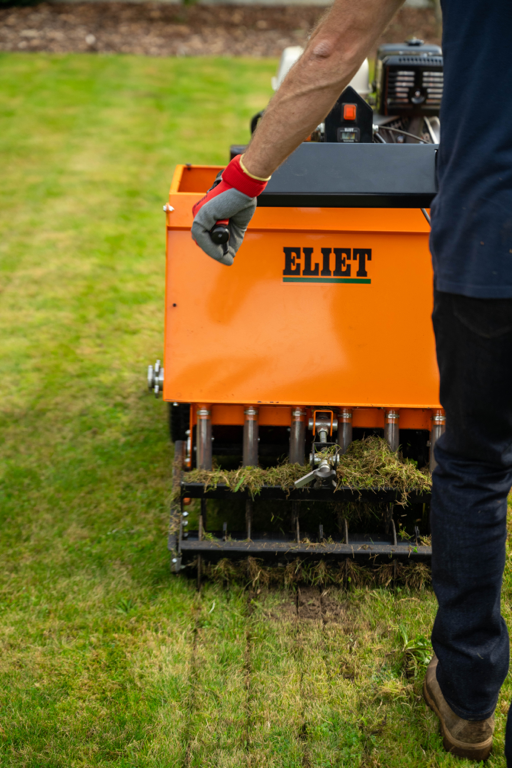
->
[191,154,269,266]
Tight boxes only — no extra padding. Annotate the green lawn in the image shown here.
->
[0,52,511,767]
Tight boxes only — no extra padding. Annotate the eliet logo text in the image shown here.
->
[282,247,372,284]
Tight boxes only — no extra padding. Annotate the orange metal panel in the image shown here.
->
[204,404,433,429]
[174,165,219,194]
[259,405,292,426]
[400,408,432,431]
[210,404,294,426]
[212,404,244,425]
[352,408,384,429]
[351,408,432,430]
[163,166,440,411]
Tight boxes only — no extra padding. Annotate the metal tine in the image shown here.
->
[391,519,398,546]
[385,502,394,536]
[344,518,349,545]
[336,505,343,539]
[200,498,207,529]
[414,526,421,546]
[291,501,298,534]
[319,524,324,543]
[198,515,204,542]
[296,517,300,544]
[223,522,228,542]
[245,499,252,541]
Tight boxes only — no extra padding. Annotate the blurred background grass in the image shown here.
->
[0,52,510,767]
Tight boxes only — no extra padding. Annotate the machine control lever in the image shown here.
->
[294,459,337,489]
[210,220,230,245]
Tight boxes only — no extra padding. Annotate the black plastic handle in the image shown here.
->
[210,220,230,246]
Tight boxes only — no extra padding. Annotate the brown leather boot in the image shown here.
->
[423,655,494,761]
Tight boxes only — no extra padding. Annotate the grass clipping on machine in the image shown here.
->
[180,436,431,505]
[333,436,431,502]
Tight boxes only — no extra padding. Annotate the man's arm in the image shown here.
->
[243,0,405,179]
[191,0,404,264]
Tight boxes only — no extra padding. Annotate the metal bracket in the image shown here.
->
[295,440,342,489]
[148,359,164,397]
[308,410,338,444]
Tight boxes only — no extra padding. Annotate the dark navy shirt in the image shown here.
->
[430,0,512,297]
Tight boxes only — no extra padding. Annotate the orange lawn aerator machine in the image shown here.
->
[148,40,445,577]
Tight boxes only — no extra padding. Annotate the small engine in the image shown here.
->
[244,38,443,153]
[325,38,443,145]
[375,38,443,118]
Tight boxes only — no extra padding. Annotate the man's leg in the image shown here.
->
[430,290,512,737]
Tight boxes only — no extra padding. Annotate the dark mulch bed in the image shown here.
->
[0,3,440,57]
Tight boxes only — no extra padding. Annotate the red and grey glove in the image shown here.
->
[191,154,269,266]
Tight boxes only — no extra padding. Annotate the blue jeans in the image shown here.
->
[431,289,512,760]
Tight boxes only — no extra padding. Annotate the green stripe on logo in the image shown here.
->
[282,277,371,284]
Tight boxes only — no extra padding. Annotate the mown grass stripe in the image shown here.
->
[186,586,248,766]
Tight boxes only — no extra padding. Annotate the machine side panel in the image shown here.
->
[164,225,440,408]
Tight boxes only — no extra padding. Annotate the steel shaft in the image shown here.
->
[243,406,259,467]
[339,408,353,454]
[289,407,307,464]
[196,405,212,470]
[429,409,446,472]
[384,409,400,452]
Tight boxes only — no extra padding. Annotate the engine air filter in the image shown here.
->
[376,41,443,117]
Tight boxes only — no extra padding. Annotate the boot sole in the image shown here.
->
[423,677,493,761]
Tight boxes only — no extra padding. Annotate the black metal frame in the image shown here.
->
[180,481,429,505]
[174,535,431,562]
[169,443,432,566]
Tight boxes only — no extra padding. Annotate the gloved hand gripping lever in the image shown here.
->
[191,155,269,266]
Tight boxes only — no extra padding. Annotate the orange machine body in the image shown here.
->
[164,164,440,432]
